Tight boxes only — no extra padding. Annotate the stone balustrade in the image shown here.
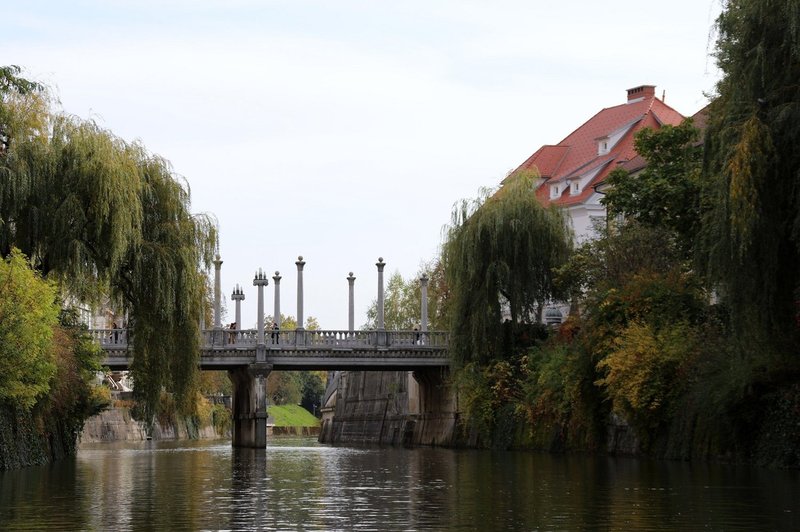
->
[95,328,448,351]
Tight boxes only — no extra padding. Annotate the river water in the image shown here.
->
[1,437,798,530]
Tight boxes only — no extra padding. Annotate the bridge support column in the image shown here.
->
[411,367,457,446]
[229,363,272,448]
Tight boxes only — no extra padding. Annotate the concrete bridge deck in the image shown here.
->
[92,328,450,371]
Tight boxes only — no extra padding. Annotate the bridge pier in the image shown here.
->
[410,368,458,446]
[229,363,272,448]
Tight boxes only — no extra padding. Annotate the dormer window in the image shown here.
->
[598,137,610,155]
[550,184,561,199]
[571,181,580,195]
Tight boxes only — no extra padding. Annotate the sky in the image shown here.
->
[4,0,722,330]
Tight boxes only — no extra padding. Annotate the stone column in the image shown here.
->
[376,257,386,330]
[213,254,223,329]
[231,284,245,330]
[295,256,306,345]
[420,273,429,333]
[253,269,269,361]
[376,257,386,346]
[272,271,282,328]
[347,272,356,332]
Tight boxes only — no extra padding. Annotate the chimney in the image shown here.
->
[626,85,656,102]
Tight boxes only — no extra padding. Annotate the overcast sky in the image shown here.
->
[5,0,722,329]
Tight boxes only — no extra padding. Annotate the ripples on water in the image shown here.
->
[1,437,798,530]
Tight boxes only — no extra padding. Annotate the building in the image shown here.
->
[509,85,686,242]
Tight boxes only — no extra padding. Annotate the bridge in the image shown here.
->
[92,328,449,371]
[90,255,450,448]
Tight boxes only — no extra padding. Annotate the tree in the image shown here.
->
[0,67,216,422]
[603,119,702,257]
[362,261,448,331]
[443,172,572,364]
[0,249,59,409]
[700,0,800,357]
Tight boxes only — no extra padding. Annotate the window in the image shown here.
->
[550,184,560,198]
[571,181,580,195]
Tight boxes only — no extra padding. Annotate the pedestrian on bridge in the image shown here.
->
[271,322,279,344]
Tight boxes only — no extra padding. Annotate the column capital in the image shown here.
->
[419,273,429,286]
[272,271,282,284]
[231,283,245,301]
[296,255,306,269]
[213,253,223,267]
[376,257,385,272]
[253,268,269,287]
[347,271,356,284]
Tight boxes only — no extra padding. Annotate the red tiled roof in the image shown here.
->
[511,88,686,208]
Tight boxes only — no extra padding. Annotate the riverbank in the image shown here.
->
[79,406,225,444]
[79,403,321,444]
[319,370,800,468]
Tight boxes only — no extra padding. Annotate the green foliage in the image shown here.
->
[452,363,500,439]
[267,371,303,405]
[265,313,319,331]
[211,403,232,436]
[0,249,59,409]
[363,261,449,331]
[0,67,217,423]
[48,311,109,423]
[603,119,702,256]
[518,336,604,451]
[596,321,699,434]
[443,172,572,364]
[198,371,233,396]
[700,0,800,356]
[299,371,326,413]
[364,271,419,329]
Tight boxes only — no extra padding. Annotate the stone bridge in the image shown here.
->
[91,255,450,448]
[93,328,449,371]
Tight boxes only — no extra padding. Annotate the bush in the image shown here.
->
[0,249,59,409]
[596,321,699,438]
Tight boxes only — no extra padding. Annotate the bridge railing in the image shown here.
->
[89,328,129,348]
[93,328,449,350]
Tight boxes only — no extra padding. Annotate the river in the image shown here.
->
[1,437,798,530]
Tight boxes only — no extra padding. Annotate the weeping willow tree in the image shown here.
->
[442,172,572,365]
[701,0,800,361]
[0,66,216,422]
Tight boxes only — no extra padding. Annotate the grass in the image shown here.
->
[267,404,320,427]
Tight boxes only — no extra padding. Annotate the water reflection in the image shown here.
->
[0,438,798,530]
